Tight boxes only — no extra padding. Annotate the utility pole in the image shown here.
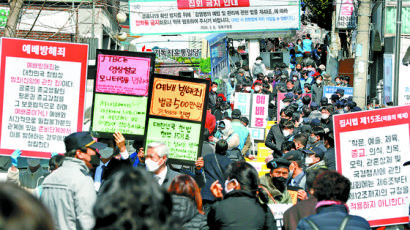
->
[4,0,24,37]
[393,0,402,106]
[353,0,372,109]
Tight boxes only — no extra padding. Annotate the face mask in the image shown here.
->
[308,136,318,144]
[271,176,287,193]
[316,80,322,84]
[246,87,251,91]
[321,113,329,120]
[224,179,238,194]
[283,129,291,137]
[296,68,302,71]
[293,77,298,81]
[305,157,314,166]
[255,86,261,91]
[145,159,161,172]
[90,154,101,169]
[336,80,341,84]
[256,60,262,64]
[212,87,218,92]
[230,78,235,81]
[344,107,349,113]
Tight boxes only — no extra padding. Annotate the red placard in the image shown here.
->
[177,0,249,9]
[0,38,88,158]
[334,106,410,226]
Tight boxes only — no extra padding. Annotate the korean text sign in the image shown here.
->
[233,92,251,118]
[91,50,155,139]
[144,74,209,165]
[334,106,410,226]
[251,94,269,128]
[129,0,300,35]
[0,38,88,158]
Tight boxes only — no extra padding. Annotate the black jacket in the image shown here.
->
[201,153,232,201]
[171,195,209,230]
[95,157,132,194]
[265,124,285,157]
[207,190,277,230]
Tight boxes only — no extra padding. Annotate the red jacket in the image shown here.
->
[205,110,216,135]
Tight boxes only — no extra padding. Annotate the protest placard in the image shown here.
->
[246,143,272,176]
[268,203,293,229]
[144,74,209,165]
[0,38,88,158]
[150,78,207,122]
[249,128,264,141]
[233,92,251,118]
[91,50,155,139]
[251,94,269,128]
[334,105,410,226]
[129,0,300,35]
[323,86,353,102]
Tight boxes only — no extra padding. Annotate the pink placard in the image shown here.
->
[96,54,151,96]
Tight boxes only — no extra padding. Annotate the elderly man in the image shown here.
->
[259,158,293,204]
[41,132,107,230]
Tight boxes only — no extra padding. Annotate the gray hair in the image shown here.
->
[147,142,169,157]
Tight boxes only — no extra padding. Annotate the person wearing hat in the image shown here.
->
[306,127,327,153]
[282,150,307,190]
[303,147,328,174]
[231,109,253,160]
[93,132,132,192]
[41,131,107,230]
[7,149,49,194]
[259,158,293,204]
[336,88,345,98]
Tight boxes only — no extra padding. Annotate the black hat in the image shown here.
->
[320,97,328,106]
[303,147,325,159]
[240,116,249,126]
[331,94,340,101]
[267,158,291,170]
[282,150,303,161]
[336,88,345,95]
[64,132,107,153]
[310,102,319,110]
[311,118,321,127]
[232,109,241,119]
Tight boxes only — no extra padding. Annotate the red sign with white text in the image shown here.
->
[334,106,410,227]
[177,0,249,9]
[0,38,88,159]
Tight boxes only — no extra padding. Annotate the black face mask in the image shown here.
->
[272,176,287,193]
[90,154,101,169]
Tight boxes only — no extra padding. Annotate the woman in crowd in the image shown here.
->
[207,161,277,230]
[168,174,208,230]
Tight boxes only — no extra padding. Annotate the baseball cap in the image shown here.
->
[64,132,107,153]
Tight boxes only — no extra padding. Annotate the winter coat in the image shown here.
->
[259,173,293,204]
[265,124,285,157]
[201,153,232,201]
[7,166,48,194]
[252,62,267,77]
[171,195,209,230]
[283,197,317,230]
[207,190,278,230]
[296,204,370,230]
[311,83,324,105]
[41,158,96,230]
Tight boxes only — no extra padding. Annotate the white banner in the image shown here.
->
[129,0,300,35]
[251,93,269,128]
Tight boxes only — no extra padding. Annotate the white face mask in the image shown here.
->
[145,159,161,172]
[316,80,322,84]
[305,157,314,166]
[230,78,235,81]
[283,129,291,137]
[336,80,341,84]
[212,87,217,92]
[256,60,262,64]
[321,113,329,120]
[255,86,261,91]
[293,77,298,81]
[246,87,251,91]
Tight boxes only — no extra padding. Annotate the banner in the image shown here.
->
[0,38,88,158]
[335,0,356,29]
[251,94,269,128]
[323,86,353,102]
[334,106,410,226]
[129,0,300,35]
[233,92,251,118]
[91,50,155,139]
[144,74,210,165]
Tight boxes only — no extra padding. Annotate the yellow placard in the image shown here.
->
[288,190,299,205]
[150,78,206,121]
[265,121,276,138]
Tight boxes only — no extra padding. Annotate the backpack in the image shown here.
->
[305,215,351,230]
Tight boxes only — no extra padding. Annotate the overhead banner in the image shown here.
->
[144,74,210,165]
[91,50,155,139]
[323,86,353,102]
[0,38,88,158]
[335,0,356,29]
[129,0,300,35]
[334,106,410,226]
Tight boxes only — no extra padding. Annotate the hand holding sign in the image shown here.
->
[114,131,126,153]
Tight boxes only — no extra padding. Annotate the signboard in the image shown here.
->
[91,50,155,139]
[249,128,264,140]
[0,38,88,158]
[251,94,269,128]
[247,142,272,176]
[323,86,353,102]
[334,106,410,226]
[144,74,210,165]
[129,0,300,35]
[335,0,356,29]
[268,203,293,229]
[208,33,230,80]
[234,92,251,117]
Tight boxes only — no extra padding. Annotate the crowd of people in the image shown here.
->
[0,34,393,230]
